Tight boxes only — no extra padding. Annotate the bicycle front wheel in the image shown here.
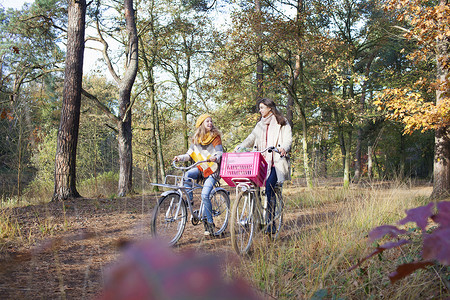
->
[270,189,284,239]
[230,190,255,255]
[151,192,187,246]
[210,189,230,236]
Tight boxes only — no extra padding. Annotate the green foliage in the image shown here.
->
[29,128,57,184]
[78,171,119,198]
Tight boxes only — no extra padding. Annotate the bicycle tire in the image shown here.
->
[270,189,284,239]
[230,190,255,255]
[210,189,230,236]
[151,192,187,246]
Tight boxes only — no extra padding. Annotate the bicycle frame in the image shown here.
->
[231,178,282,228]
[229,146,285,254]
[151,161,221,224]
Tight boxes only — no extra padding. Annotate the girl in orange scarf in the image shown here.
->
[174,114,223,236]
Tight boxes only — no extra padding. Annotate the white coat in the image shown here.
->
[238,116,292,183]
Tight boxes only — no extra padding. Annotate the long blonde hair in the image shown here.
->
[192,120,221,144]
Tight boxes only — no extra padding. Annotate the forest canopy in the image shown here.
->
[0,0,448,200]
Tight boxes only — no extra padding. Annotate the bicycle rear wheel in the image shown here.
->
[210,189,230,236]
[151,192,187,246]
[230,190,255,255]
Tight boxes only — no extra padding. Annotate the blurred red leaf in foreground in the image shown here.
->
[95,239,264,300]
[350,201,450,283]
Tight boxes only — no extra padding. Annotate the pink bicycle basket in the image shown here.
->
[220,152,268,187]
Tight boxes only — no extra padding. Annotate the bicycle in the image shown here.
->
[221,146,285,255]
[150,160,230,246]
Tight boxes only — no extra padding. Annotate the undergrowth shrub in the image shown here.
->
[22,177,53,204]
[0,209,21,240]
[20,171,119,203]
[78,171,119,198]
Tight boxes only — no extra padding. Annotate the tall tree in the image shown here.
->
[86,0,138,196]
[117,0,138,196]
[432,0,450,198]
[0,2,66,199]
[255,0,264,104]
[378,0,450,198]
[53,0,86,201]
[158,13,215,150]
[320,0,387,186]
[136,0,166,183]
[261,0,315,187]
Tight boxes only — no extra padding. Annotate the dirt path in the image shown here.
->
[0,195,263,299]
[0,184,433,299]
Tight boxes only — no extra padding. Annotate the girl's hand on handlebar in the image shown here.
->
[173,156,180,162]
[207,156,217,162]
[278,147,287,157]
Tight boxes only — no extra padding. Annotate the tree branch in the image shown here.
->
[81,88,120,124]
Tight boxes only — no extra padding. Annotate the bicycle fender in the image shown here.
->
[160,190,179,197]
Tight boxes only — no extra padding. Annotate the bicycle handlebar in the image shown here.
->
[172,159,210,170]
[249,146,287,157]
[260,146,279,154]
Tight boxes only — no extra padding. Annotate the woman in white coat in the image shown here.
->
[235,98,292,234]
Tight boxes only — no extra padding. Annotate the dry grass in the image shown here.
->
[226,183,449,299]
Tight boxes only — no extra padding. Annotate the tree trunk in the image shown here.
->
[53,0,86,201]
[354,127,362,182]
[117,0,138,196]
[343,131,352,188]
[149,69,165,183]
[286,57,296,127]
[181,87,189,151]
[399,132,405,179]
[154,99,165,182]
[354,56,374,183]
[140,32,166,184]
[431,127,450,199]
[300,108,312,188]
[431,9,450,198]
[255,0,263,106]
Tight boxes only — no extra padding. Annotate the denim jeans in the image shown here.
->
[184,167,217,223]
[265,167,278,223]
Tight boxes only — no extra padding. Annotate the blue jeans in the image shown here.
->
[265,167,277,223]
[184,168,217,223]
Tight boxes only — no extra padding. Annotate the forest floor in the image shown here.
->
[0,181,434,299]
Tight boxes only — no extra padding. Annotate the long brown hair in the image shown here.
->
[258,98,287,126]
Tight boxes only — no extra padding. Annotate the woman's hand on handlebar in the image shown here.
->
[267,146,286,157]
[173,156,180,162]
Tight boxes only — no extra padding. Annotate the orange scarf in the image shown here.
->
[198,132,218,146]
